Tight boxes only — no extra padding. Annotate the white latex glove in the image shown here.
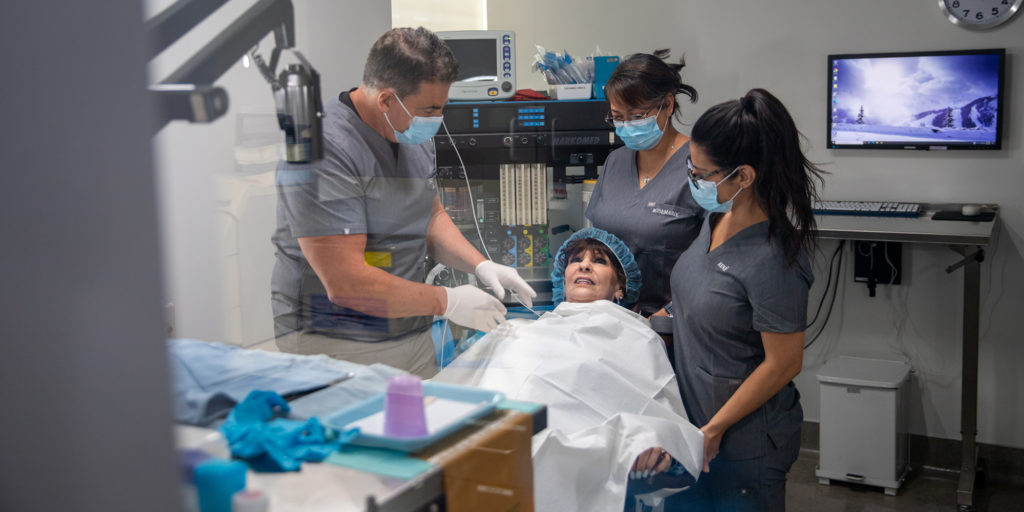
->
[474,260,537,308]
[443,285,508,332]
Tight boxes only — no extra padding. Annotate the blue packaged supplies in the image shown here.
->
[593,56,620,100]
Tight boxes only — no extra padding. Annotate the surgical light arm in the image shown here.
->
[148,0,323,162]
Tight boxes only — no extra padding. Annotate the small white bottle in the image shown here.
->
[232,489,269,512]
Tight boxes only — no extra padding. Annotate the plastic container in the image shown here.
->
[194,459,247,512]
[178,449,211,512]
[815,356,912,496]
[232,489,269,512]
[384,375,429,437]
[323,381,505,452]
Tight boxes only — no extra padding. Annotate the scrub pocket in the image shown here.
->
[765,384,803,470]
[695,366,767,461]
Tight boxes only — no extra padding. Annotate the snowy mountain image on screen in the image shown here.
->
[908,96,997,131]
[831,53,1001,145]
[833,96,998,144]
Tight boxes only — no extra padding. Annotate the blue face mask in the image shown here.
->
[384,95,444,145]
[613,105,664,151]
[689,167,743,213]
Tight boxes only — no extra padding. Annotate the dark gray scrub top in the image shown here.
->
[670,215,812,461]
[271,93,437,342]
[586,143,704,314]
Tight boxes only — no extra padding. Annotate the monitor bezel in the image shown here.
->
[437,30,516,101]
[826,48,1006,150]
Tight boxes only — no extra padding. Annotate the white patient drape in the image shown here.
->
[433,300,704,512]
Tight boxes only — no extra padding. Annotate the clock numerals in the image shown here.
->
[943,0,1021,28]
[956,6,998,20]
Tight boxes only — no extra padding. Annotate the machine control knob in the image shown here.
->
[503,136,512,146]
[520,136,529,145]
[468,137,477,147]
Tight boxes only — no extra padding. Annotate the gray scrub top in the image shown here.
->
[271,95,437,342]
[586,143,704,314]
[670,215,812,461]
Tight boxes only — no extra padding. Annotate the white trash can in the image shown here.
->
[815,356,912,496]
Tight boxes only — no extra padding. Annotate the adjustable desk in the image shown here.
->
[815,203,998,512]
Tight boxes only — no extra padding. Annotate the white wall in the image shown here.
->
[490,0,1024,448]
[393,0,487,30]
[147,0,391,346]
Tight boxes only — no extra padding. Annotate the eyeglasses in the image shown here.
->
[604,102,662,126]
[685,155,739,190]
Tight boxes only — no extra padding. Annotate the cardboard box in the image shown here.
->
[419,410,534,512]
[548,83,592,100]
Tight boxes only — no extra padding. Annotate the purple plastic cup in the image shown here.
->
[383,375,428,437]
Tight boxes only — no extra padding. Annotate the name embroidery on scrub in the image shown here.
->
[717,261,730,272]
[648,202,681,217]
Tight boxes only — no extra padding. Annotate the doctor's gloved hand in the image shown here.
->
[474,260,537,308]
[443,285,508,332]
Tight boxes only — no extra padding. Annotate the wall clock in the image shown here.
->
[939,0,1023,29]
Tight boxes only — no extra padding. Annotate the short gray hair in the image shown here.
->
[362,27,459,97]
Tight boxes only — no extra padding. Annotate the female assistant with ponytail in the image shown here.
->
[638,89,826,511]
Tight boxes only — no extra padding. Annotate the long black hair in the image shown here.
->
[604,49,698,120]
[690,88,825,265]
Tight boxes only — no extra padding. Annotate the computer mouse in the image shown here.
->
[961,204,981,217]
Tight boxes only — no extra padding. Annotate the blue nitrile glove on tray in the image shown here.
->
[220,390,358,472]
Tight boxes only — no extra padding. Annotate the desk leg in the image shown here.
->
[955,245,981,511]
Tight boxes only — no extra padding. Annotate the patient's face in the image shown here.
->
[564,249,623,303]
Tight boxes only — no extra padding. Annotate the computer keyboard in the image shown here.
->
[813,201,921,218]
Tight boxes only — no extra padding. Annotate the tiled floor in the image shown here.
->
[787,448,1024,511]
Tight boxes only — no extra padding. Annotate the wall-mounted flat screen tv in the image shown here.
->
[828,49,1005,150]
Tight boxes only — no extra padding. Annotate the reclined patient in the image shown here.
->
[433,228,704,512]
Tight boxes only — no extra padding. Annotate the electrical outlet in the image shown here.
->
[853,241,902,296]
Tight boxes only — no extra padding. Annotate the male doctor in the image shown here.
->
[271,27,534,378]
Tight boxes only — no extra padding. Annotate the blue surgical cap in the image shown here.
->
[551,227,642,306]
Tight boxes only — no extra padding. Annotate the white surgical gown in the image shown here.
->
[433,300,704,512]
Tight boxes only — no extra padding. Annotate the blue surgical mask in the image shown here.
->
[689,167,743,213]
[614,106,664,151]
[384,95,444,145]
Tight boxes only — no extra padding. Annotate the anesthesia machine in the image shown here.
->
[432,99,622,303]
